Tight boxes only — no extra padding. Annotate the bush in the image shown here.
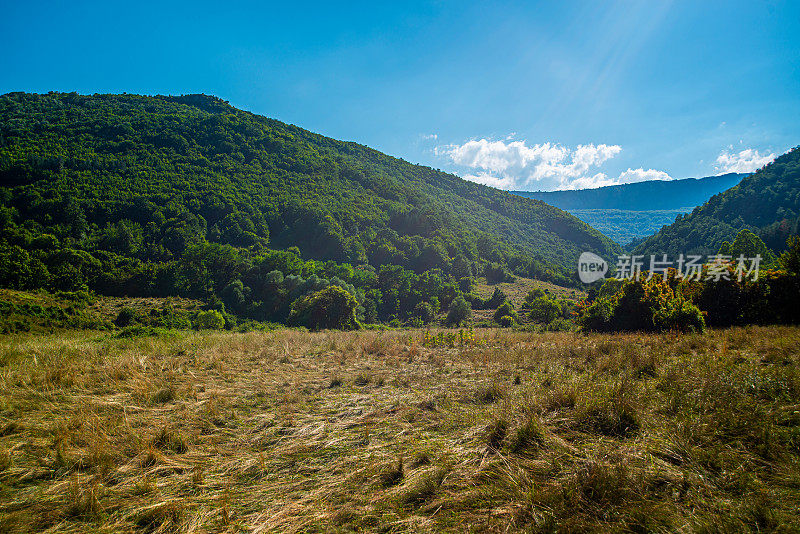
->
[493,300,518,324]
[411,301,435,325]
[464,293,487,309]
[578,277,705,333]
[486,287,507,308]
[287,286,360,331]
[115,307,137,327]
[485,263,515,284]
[458,277,476,293]
[446,296,472,326]
[196,310,225,330]
[545,317,573,332]
[498,315,514,327]
[528,297,560,324]
[653,296,705,333]
[781,235,800,275]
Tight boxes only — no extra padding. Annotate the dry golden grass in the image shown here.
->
[473,276,585,306]
[1,326,799,532]
[471,276,584,322]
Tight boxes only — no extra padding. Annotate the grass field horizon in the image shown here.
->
[1,325,799,532]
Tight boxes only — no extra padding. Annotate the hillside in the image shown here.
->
[512,174,746,245]
[0,92,620,325]
[634,148,800,256]
[567,208,692,246]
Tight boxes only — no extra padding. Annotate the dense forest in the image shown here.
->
[565,208,695,246]
[0,92,621,327]
[633,148,800,256]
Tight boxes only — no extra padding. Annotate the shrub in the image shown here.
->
[115,307,136,327]
[485,263,515,284]
[446,296,472,326]
[499,315,514,327]
[781,235,800,275]
[464,293,487,309]
[458,277,476,293]
[545,317,573,332]
[528,297,560,324]
[195,310,225,330]
[287,286,360,331]
[653,296,705,333]
[493,300,518,324]
[578,277,705,333]
[486,287,507,308]
[411,301,435,325]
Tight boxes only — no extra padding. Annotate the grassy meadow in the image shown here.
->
[1,326,799,532]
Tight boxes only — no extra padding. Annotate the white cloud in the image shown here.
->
[715,148,775,174]
[551,168,673,190]
[616,168,673,184]
[461,172,517,190]
[435,138,623,190]
[435,138,675,190]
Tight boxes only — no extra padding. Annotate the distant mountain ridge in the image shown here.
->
[633,148,800,256]
[511,173,746,211]
[510,173,747,246]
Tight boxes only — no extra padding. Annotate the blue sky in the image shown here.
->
[3,0,799,190]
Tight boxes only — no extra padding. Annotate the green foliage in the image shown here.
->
[527,296,560,324]
[115,307,136,327]
[690,270,800,327]
[0,293,110,333]
[544,317,573,331]
[580,264,800,332]
[287,286,359,331]
[196,310,225,330]
[457,276,475,293]
[446,296,472,326]
[718,229,777,266]
[0,91,624,327]
[486,287,507,308]
[498,315,514,327]
[579,277,705,333]
[411,301,435,325]
[493,300,518,324]
[524,288,573,325]
[780,236,800,275]
[485,263,516,284]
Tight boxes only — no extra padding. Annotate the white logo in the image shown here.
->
[578,252,608,283]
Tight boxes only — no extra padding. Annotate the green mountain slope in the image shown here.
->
[567,208,697,246]
[0,92,621,324]
[633,148,800,256]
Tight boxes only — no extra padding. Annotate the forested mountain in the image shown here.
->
[633,148,800,256]
[512,173,745,210]
[512,174,746,246]
[0,92,620,325]
[567,208,697,247]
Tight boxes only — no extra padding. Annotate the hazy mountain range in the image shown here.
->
[511,174,747,245]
